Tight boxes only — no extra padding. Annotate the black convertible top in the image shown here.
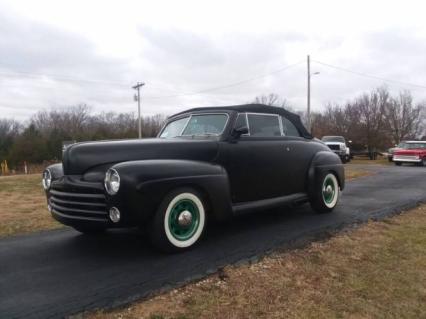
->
[171,104,312,139]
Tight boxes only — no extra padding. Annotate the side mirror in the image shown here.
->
[231,126,249,138]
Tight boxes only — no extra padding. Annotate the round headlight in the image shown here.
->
[104,168,120,195]
[42,169,52,190]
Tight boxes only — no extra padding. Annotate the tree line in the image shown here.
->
[0,104,166,169]
[252,88,425,153]
[0,86,425,170]
[310,87,425,153]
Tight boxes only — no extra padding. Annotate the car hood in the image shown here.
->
[63,138,219,175]
[394,149,424,156]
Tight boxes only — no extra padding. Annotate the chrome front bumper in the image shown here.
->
[393,155,421,163]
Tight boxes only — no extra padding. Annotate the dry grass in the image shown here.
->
[0,174,62,237]
[350,156,392,166]
[89,204,426,319]
[344,165,372,180]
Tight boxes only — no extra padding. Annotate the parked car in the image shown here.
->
[393,141,426,166]
[387,141,408,162]
[321,136,351,163]
[42,104,345,252]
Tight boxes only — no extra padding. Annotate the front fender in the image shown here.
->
[46,163,64,179]
[111,160,233,222]
[307,151,345,197]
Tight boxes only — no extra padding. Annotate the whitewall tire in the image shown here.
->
[310,172,340,213]
[150,188,206,252]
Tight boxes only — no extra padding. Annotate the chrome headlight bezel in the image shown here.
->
[42,169,52,190]
[104,168,120,195]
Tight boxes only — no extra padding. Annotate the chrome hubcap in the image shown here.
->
[177,210,192,226]
[324,185,333,198]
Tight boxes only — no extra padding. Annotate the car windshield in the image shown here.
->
[397,142,408,148]
[406,143,426,149]
[160,114,228,138]
[322,136,345,143]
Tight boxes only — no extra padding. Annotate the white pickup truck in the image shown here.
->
[321,136,351,163]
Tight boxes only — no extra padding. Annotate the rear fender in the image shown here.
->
[307,151,345,197]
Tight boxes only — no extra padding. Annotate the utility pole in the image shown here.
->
[307,55,319,133]
[132,82,145,139]
[307,55,311,133]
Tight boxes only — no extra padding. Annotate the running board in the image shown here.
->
[232,193,309,215]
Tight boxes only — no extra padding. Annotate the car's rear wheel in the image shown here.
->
[421,158,426,167]
[149,188,206,253]
[310,172,340,213]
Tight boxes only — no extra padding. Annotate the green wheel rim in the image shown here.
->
[168,199,200,241]
[322,176,336,204]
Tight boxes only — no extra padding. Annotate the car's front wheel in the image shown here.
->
[310,172,340,213]
[149,188,206,253]
[395,162,402,166]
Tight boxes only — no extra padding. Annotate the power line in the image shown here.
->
[0,60,304,98]
[0,69,130,87]
[0,68,183,94]
[144,60,305,99]
[313,60,426,90]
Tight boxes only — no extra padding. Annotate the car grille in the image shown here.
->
[327,144,340,151]
[49,187,108,222]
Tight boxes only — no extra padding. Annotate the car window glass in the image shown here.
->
[160,117,189,138]
[247,114,281,137]
[182,114,228,136]
[282,116,300,137]
[234,113,247,129]
[407,143,426,149]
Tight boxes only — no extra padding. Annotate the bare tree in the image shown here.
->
[355,87,391,154]
[32,104,91,139]
[385,91,425,143]
[253,93,290,108]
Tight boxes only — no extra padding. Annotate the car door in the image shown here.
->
[219,113,295,203]
[279,115,316,194]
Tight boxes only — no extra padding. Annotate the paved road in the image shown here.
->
[1,164,425,318]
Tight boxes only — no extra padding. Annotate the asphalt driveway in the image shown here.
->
[1,164,425,318]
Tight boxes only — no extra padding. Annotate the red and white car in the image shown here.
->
[393,141,426,166]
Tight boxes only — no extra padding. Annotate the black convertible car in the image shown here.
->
[42,104,344,252]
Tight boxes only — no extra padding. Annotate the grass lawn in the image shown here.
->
[90,204,426,319]
[350,156,392,166]
[0,174,62,237]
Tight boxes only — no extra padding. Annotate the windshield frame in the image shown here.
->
[159,112,230,139]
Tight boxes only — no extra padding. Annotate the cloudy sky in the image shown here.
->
[1,0,426,121]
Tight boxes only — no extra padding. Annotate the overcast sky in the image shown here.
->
[1,0,426,121]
